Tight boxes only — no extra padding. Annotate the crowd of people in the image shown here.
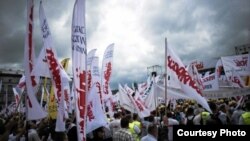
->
[0,98,250,141]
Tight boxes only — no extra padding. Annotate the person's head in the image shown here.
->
[209,102,218,113]
[93,127,105,139]
[219,104,227,112]
[245,100,250,111]
[120,115,131,128]
[53,132,68,141]
[162,115,168,126]
[133,113,138,121]
[113,113,121,119]
[147,124,158,138]
[186,107,194,116]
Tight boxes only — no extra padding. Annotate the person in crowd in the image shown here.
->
[129,113,141,141]
[141,115,154,137]
[184,107,195,125]
[141,124,158,141]
[27,120,41,141]
[239,100,250,125]
[109,112,121,136]
[158,115,168,141]
[66,118,77,141]
[206,102,223,125]
[88,126,112,141]
[218,104,230,125]
[231,105,244,125]
[113,114,135,141]
[166,112,179,141]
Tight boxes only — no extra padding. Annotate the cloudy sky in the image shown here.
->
[0,0,249,89]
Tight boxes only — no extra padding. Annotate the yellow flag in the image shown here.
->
[48,58,70,119]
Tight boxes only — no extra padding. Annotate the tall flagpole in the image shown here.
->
[164,38,168,114]
[5,88,8,110]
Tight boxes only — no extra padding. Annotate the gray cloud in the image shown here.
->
[0,0,249,90]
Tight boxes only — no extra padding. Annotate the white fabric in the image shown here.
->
[167,46,212,113]
[141,134,157,141]
[24,0,47,121]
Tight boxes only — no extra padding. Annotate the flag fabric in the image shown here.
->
[24,0,47,120]
[48,86,57,119]
[166,46,212,113]
[118,84,136,113]
[60,58,71,117]
[86,82,108,134]
[101,43,114,101]
[228,69,246,88]
[87,49,97,91]
[90,57,105,110]
[221,54,250,76]
[186,63,204,91]
[201,73,219,91]
[12,87,21,111]
[39,1,66,131]
[72,0,87,140]
[124,85,150,118]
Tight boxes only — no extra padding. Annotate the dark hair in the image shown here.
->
[147,124,157,134]
[209,102,217,112]
[133,113,138,120]
[186,107,194,116]
[120,115,131,128]
[245,100,250,111]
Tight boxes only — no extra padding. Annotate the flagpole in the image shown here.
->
[5,88,8,110]
[164,37,168,115]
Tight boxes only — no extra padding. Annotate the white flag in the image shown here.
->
[166,46,212,113]
[86,82,108,134]
[39,1,65,131]
[101,43,114,101]
[72,0,87,140]
[87,49,97,91]
[124,85,150,118]
[118,84,135,113]
[24,0,47,120]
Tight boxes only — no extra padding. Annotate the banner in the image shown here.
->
[118,84,135,113]
[101,43,114,101]
[86,82,108,134]
[166,46,212,113]
[221,54,250,76]
[201,73,219,91]
[24,0,47,120]
[72,0,87,140]
[39,1,66,131]
[87,49,97,91]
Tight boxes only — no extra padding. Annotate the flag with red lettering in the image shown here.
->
[86,82,108,134]
[201,73,219,91]
[124,84,150,118]
[118,84,135,113]
[90,57,105,110]
[72,0,87,140]
[24,0,47,120]
[101,43,114,101]
[228,69,246,88]
[39,1,66,131]
[186,63,204,91]
[87,49,97,91]
[221,54,250,76]
[166,46,212,113]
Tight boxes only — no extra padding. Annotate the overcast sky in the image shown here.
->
[0,0,250,89]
